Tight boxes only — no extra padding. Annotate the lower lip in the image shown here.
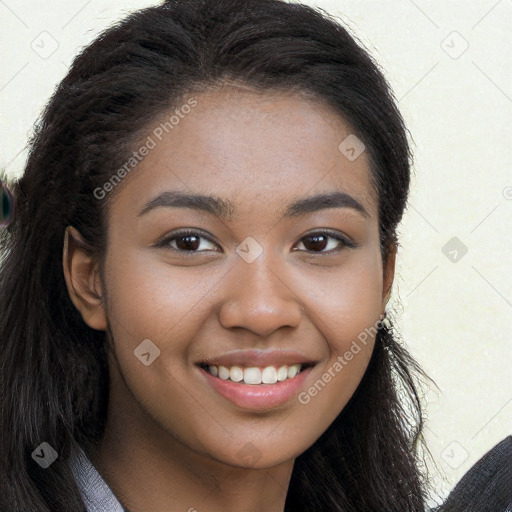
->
[198,366,314,411]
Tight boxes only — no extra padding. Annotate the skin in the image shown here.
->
[63,86,396,512]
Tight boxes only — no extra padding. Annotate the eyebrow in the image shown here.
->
[138,190,369,220]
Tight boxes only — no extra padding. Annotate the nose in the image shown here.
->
[218,250,303,337]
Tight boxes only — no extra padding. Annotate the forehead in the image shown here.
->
[110,87,377,221]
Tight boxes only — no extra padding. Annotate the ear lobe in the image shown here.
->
[382,242,397,309]
[62,226,107,331]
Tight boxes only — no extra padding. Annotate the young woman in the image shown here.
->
[1,1,433,510]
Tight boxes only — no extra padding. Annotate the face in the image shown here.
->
[65,86,394,470]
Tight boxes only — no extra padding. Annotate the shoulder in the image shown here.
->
[438,435,512,512]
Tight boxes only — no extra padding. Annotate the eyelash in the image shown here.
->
[154,229,357,256]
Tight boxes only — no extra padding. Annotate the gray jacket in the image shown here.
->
[70,447,127,512]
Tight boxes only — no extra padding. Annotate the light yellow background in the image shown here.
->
[1,1,511,508]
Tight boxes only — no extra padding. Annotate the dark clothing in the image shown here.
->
[435,435,512,512]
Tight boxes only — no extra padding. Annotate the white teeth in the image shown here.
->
[205,363,305,384]
[244,367,262,384]
[229,366,244,382]
[277,365,288,381]
[261,366,277,384]
[288,364,300,379]
[218,365,230,380]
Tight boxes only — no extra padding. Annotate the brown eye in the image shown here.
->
[301,234,329,252]
[294,231,357,254]
[155,230,218,254]
[174,234,201,251]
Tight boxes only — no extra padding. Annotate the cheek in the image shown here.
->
[323,260,384,344]
[290,251,384,429]
[103,247,214,354]
[102,248,227,451]
[302,247,384,346]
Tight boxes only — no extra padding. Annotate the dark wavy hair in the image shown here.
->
[1,1,434,510]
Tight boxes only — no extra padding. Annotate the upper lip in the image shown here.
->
[197,349,318,368]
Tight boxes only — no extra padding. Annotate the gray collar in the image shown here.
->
[70,446,126,512]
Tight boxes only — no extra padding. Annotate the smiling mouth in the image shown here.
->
[197,362,314,385]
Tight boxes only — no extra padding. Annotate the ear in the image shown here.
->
[382,242,397,310]
[62,226,107,331]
